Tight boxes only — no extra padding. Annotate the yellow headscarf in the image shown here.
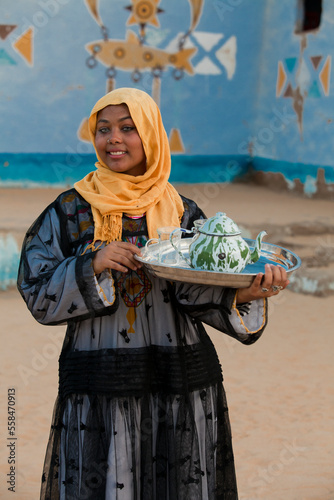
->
[74,87,184,247]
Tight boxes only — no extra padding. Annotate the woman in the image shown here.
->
[17,87,289,499]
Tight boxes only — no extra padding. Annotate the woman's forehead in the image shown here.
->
[97,103,130,118]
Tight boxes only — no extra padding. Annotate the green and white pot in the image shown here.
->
[187,212,267,273]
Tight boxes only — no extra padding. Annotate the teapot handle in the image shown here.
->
[169,228,194,267]
[144,237,159,251]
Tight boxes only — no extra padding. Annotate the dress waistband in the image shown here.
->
[58,343,222,400]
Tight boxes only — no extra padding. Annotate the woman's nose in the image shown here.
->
[108,128,121,143]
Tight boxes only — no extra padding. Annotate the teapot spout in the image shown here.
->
[250,231,267,263]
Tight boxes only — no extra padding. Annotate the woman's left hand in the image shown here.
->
[236,264,290,303]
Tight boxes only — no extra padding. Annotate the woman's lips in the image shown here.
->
[108,151,126,156]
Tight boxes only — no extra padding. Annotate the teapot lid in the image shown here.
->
[199,212,241,236]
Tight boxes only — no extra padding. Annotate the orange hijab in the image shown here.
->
[74,87,184,247]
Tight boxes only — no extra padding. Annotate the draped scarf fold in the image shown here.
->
[74,88,184,248]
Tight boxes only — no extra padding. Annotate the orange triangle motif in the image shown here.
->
[85,0,103,26]
[77,118,91,142]
[276,61,287,97]
[189,0,204,31]
[149,16,160,28]
[319,56,331,96]
[169,128,185,153]
[127,14,138,26]
[126,30,140,44]
[12,27,33,66]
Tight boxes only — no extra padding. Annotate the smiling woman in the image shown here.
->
[17,87,287,500]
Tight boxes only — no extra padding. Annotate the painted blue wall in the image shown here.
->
[1,0,253,154]
[250,0,334,189]
[0,0,333,195]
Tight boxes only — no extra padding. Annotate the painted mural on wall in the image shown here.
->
[276,48,331,135]
[0,0,245,189]
[78,0,237,153]
[247,0,334,200]
[1,0,334,199]
[270,39,333,197]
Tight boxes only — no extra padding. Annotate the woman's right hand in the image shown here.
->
[92,242,143,274]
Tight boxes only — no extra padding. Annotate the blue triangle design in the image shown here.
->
[308,80,321,98]
[0,48,16,65]
[285,57,297,74]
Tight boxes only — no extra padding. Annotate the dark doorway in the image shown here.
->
[299,0,322,32]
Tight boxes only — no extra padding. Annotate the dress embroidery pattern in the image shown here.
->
[117,269,152,333]
[117,215,152,333]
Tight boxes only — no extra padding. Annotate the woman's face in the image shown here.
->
[95,104,146,176]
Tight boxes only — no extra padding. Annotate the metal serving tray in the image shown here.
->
[136,238,302,288]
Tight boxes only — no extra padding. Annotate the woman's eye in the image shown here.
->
[98,127,109,134]
[122,126,135,132]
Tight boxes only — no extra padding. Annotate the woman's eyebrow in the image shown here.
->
[119,115,132,122]
[97,116,132,124]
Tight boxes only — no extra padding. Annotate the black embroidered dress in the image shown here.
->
[17,189,267,500]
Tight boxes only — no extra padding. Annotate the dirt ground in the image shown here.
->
[1,183,333,499]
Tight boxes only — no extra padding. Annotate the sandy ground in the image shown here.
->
[0,182,333,499]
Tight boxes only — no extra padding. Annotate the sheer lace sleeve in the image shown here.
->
[174,282,267,345]
[17,203,117,326]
